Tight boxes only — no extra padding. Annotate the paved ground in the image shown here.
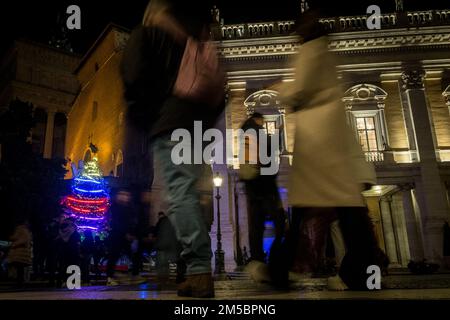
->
[1,273,450,300]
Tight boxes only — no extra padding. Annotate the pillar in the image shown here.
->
[390,191,411,266]
[399,183,425,261]
[401,68,450,264]
[380,196,400,266]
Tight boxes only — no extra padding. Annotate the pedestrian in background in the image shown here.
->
[56,217,81,288]
[80,229,95,283]
[239,112,288,288]
[7,222,32,286]
[106,188,144,285]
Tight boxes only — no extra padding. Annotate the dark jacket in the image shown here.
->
[241,118,274,171]
[120,25,223,138]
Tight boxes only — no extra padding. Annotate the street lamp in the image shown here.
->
[213,172,225,275]
[232,171,244,266]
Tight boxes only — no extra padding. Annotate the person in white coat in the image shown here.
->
[280,9,387,290]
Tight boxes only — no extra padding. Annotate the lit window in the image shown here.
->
[264,121,277,135]
[356,117,379,152]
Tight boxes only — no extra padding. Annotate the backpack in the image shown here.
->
[152,13,225,108]
[173,37,224,108]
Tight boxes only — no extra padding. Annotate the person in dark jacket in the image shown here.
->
[93,235,105,280]
[7,223,32,286]
[106,188,143,285]
[240,112,288,288]
[120,0,221,298]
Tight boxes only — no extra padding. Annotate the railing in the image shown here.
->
[220,21,296,39]
[217,9,450,40]
[365,151,384,162]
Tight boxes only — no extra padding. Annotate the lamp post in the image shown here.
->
[233,171,244,266]
[213,172,225,275]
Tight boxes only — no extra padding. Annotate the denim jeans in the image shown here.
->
[152,134,212,275]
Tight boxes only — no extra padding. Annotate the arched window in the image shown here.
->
[243,90,288,154]
[342,84,389,162]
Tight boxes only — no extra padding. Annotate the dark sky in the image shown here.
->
[0,0,449,55]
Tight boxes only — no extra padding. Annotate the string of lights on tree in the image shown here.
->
[62,150,110,233]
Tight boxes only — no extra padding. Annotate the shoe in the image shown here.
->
[245,260,271,283]
[327,275,348,291]
[177,273,215,298]
[106,277,120,286]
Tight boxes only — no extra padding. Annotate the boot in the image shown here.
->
[177,273,215,298]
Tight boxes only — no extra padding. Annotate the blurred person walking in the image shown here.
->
[280,8,387,291]
[120,0,224,297]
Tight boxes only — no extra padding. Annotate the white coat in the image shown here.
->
[280,36,376,208]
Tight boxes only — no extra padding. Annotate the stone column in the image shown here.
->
[390,191,411,266]
[380,196,400,266]
[401,69,450,264]
[399,183,425,261]
[43,109,56,159]
[278,107,288,153]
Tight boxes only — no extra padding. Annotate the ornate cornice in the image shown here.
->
[217,36,299,60]
[218,10,450,40]
[329,26,450,57]
[218,27,450,60]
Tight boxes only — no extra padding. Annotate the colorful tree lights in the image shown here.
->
[62,157,110,231]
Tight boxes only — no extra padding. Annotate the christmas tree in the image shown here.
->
[62,155,110,232]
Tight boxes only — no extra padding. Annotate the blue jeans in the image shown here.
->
[152,134,212,275]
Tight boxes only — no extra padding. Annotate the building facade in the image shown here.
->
[64,9,450,270]
[0,40,80,159]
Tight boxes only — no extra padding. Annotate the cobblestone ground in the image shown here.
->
[1,273,450,300]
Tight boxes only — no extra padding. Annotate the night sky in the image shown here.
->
[0,0,449,55]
